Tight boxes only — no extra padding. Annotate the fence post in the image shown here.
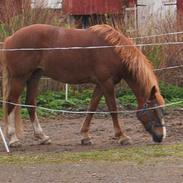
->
[65,84,69,101]
[0,126,10,153]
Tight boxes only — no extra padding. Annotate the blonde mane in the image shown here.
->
[90,24,159,98]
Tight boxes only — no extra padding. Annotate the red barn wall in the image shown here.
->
[128,0,137,7]
[63,0,123,15]
[177,0,183,30]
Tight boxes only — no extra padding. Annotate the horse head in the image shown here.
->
[136,86,166,143]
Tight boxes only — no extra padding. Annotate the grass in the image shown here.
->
[32,82,183,117]
[0,144,183,165]
[0,82,182,119]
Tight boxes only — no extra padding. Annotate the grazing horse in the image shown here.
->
[1,24,166,147]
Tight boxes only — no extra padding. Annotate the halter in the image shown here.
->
[137,100,165,132]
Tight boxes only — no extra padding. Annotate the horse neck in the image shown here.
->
[125,77,156,109]
[121,54,159,109]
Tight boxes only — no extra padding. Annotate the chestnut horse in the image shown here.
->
[1,24,166,147]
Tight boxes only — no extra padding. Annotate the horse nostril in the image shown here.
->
[153,135,163,143]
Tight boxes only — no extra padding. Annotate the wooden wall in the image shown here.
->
[177,0,183,30]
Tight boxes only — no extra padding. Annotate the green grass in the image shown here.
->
[0,82,182,118]
[33,83,183,114]
[0,144,183,165]
[160,82,183,103]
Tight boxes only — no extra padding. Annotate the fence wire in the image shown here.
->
[0,32,182,114]
[0,99,182,114]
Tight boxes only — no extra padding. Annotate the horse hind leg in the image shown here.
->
[5,78,25,147]
[80,85,103,145]
[26,69,51,145]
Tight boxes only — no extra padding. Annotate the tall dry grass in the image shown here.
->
[133,10,183,86]
[0,2,67,91]
[0,1,66,41]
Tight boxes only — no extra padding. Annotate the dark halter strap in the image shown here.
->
[137,101,165,131]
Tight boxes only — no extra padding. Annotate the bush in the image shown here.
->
[160,82,183,102]
[17,82,183,118]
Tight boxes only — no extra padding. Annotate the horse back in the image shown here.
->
[2,24,123,84]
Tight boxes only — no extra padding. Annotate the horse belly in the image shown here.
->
[46,69,93,84]
[43,54,95,84]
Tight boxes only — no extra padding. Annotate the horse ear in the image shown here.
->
[149,86,157,100]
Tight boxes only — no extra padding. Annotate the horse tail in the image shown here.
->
[1,42,24,138]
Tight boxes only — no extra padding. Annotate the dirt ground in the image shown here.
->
[0,109,183,183]
[1,109,181,153]
[0,160,183,183]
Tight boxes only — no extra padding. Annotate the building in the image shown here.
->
[62,0,122,15]
[177,0,183,29]
[0,0,182,30]
[62,0,124,28]
[137,0,177,32]
[31,0,62,9]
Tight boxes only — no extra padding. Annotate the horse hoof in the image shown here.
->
[40,136,52,145]
[81,138,92,145]
[118,136,132,145]
[9,140,22,148]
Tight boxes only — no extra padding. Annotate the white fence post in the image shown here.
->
[0,126,10,153]
[65,83,69,101]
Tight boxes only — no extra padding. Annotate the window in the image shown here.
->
[31,0,62,9]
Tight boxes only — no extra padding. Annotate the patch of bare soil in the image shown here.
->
[1,109,182,153]
[0,110,182,183]
[0,160,183,183]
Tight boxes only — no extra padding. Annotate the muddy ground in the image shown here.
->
[0,109,183,183]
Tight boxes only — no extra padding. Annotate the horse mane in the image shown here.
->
[89,24,159,98]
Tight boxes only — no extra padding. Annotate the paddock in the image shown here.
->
[0,108,182,153]
[0,110,183,183]
[0,19,182,183]
[0,46,182,183]
[0,2,183,183]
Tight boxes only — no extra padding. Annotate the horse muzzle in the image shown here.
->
[152,134,164,143]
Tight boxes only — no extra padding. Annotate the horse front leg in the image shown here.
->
[102,79,132,145]
[80,85,103,145]
[26,71,51,145]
